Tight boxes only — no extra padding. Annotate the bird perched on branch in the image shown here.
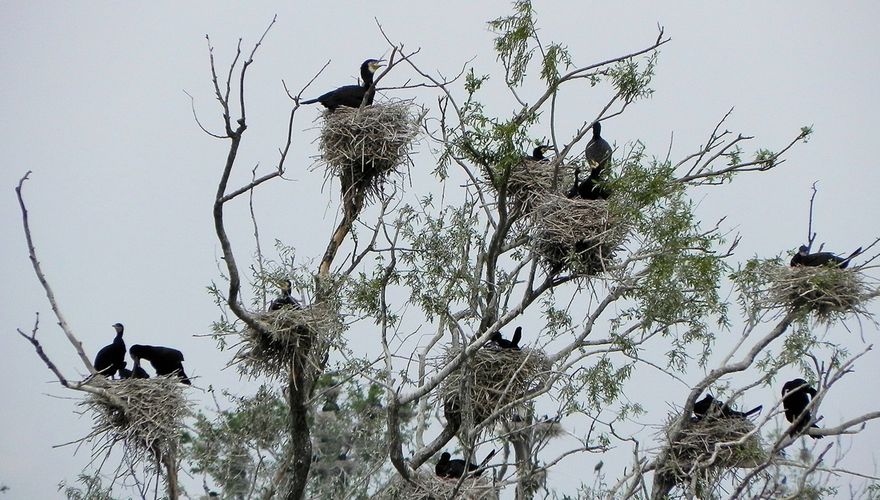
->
[301,59,385,111]
[94,323,126,378]
[782,378,823,439]
[435,449,496,478]
[692,394,762,421]
[269,279,301,311]
[490,326,522,350]
[790,245,861,268]
[129,344,191,385]
[118,361,150,379]
[529,145,552,161]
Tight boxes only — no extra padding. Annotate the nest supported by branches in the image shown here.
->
[439,347,552,432]
[235,304,344,380]
[82,377,189,470]
[531,194,627,274]
[657,413,768,488]
[317,100,422,204]
[767,264,874,322]
[377,469,498,500]
[502,159,571,211]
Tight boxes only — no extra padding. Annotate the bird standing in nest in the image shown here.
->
[435,449,496,478]
[528,145,552,161]
[781,378,823,439]
[118,360,150,379]
[94,323,126,378]
[490,326,522,350]
[692,394,762,421]
[568,122,613,200]
[301,59,385,111]
[269,279,301,311]
[790,245,861,268]
[129,344,191,385]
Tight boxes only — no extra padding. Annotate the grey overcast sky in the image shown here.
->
[3,1,880,498]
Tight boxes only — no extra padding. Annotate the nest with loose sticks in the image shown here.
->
[657,413,768,487]
[501,159,571,212]
[766,263,874,322]
[317,100,422,204]
[530,194,627,275]
[234,304,344,380]
[377,469,498,500]
[81,377,189,470]
[438,346,552,433]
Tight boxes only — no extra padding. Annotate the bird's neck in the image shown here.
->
[361,69,375,88]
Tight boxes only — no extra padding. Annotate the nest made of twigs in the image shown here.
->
[531,194,627,274]
[235,304,344,379]
[377,470,498,500]
[439,347,552,430]
[502,160,572,210]
[767,264,873,322]
[657,413,768,485]
[317,100,422,203]
[82,377,189,467]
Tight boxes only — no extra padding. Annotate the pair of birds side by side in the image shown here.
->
[691,377,823,440]
[435,449,496,479]
[568,122,613,201]
[93,323,191,385]
[301,59,385,111]
[790,245,861,268]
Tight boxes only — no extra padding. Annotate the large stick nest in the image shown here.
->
[657,413,768,486]
[767,264,874,322]
[530,194,627,274]
[502,160,571,212]
[82,377,189,468]
[317,100,422,203]
[438,347,552,430]
[377,469,498,500]
[234,303,344,380]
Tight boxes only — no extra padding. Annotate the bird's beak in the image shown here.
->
[372,59,386,71]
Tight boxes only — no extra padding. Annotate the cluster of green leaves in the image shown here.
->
[608,53,658,103]
[396,199,484,321]
[610,147,730,369]
[58,475,114,500]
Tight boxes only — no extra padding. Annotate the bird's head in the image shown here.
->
[797,245,809,256]
[592,121,602,136]
[490,331,503,342]
[532,144,551,160]
[364,59,385,74]
[439,452,451,462]
[279,279,292,294]
[112,323,124,334]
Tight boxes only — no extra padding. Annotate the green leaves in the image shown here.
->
[489,0,535,87]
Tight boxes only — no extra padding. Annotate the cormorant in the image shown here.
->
[129,344,191,385]
[529,145,551,161]
[94,323,126,378]
[584,122,612,169]
[435,449,496,479]
[269,279,301,311]
[790,245,861,268]
[566,165,610,200]
[781,378,823,439]
[490,326,522,350]
[118,361,150,379]
[692,394,762,420]
[301,59,385,111]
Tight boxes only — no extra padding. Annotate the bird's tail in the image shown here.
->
[744,405,763,417]
[808,424,824,440]
[478,449,497,470]
[842,247,863,267]
[300,98,320,105]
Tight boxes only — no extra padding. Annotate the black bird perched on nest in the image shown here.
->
[118,361,150,379]
[130,344,191,385]
[790,245,861,268]
[692,394,762,421]
[782,378,823,439]
[269,279,301,311]
[490,326,522,350]
[435,449,496,479]
[301,59,385,111]
[529,145,552,161]
[566,121,614,200]
[94,323,126,378]
[585,121,612,169]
